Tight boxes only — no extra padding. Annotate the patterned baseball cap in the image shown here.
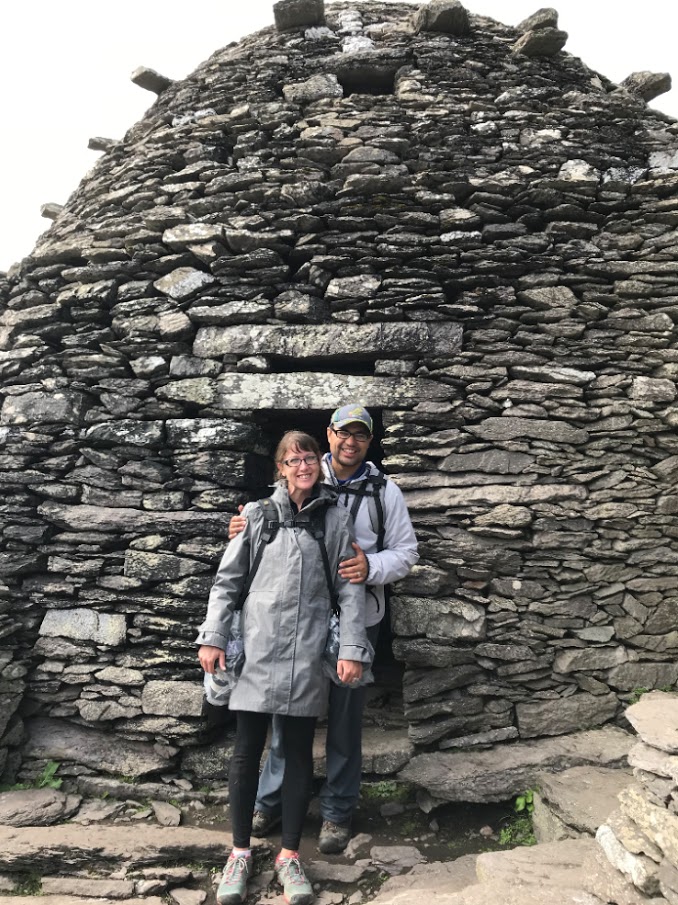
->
[329,404,373,434]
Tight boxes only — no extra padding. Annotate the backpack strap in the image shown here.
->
[297,503,340,617]
[235,498,280,611]
[338,471,388,552]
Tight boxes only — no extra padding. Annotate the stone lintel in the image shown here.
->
[193,322,462,359]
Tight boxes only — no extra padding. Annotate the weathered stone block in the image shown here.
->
[625,692,678,753]
[414,0,470,35]
[516,693,619,738]
[142,681,204,717]
[154,268,215,301]
[467,417,588,444]
[554,647,628,674]
[85,421,164,448]
[399,726,633,802]
[274,0,325,31]
[621,71,672,102]
[283,74,342,104]
[193,322,461,360]
[513,27,568,57]
[25,718,170,777]
[618,784,678,870]
[1,390,89,425]
[39,609,126,647]
[607,663,678,692]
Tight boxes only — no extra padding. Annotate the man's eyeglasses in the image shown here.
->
[331,427,371,443]
[282,455,319,468]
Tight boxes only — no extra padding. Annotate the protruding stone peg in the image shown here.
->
[130,67,173,95]
[518,8,559,31]
[273,0,325,32]
[88,137,116,152]
[512,27,567,57]
[413,0,470,36]
[40,203,63,221]
[621,71,672,102]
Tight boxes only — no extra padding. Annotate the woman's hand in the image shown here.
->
[337,659,363,685]
[198,644,226,674]
[228,506,246,541]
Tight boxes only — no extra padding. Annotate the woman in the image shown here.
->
[197,431,370,905]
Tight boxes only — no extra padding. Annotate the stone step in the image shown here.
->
[0,825,232,873]
[533,764,634,842]
[369,837,650,905]
[0,899,164,905]
[399,726,633,803]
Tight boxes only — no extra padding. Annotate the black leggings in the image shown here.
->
[229,711,317,850]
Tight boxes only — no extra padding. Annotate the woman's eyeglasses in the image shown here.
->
[282,455,320,468]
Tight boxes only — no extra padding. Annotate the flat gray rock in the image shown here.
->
[24,719,170,779]
[368,841,604,905]
[0,900,163,905]
[625,692,678,753]
[399,727,633,803]
[534,766,633,840]
[41,879,135,898]
[0,789,81,827]
[368,854,478,904]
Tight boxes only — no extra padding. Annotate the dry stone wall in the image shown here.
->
[1,0,678,782]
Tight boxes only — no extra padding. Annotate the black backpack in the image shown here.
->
[235,497,339,616]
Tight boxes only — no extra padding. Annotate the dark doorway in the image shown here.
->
[251,407,385,471]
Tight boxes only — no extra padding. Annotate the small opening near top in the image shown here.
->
[336,66,397,96]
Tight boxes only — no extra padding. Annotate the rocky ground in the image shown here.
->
[0,726,650,905]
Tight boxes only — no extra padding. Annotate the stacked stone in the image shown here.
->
[596,692,678,903]
[1,0,678,781]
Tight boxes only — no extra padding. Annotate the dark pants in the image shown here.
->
[229,711,317,850]
[256,622,381,826]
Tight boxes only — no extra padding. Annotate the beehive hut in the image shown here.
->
[1,0,678,786]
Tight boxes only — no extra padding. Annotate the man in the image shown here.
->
[228,403,418,853]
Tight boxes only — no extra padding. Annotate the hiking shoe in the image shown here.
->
[217,854,251,905]
[275,854,314,905]
[251,809,282,837]
[318,820,351,854]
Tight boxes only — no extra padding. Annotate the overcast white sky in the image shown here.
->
[1,0,676,272]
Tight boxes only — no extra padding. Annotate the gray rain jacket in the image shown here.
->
[196,483,370,717]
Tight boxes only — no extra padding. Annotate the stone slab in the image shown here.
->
[398,727,633,803]
[367,840,604,904]
[0,825,232,872]
[24,718,171,779]
[534,766,633,838]
[625,692,678,753]
[193,322,462,359]
[0,900,163,905]
[403,482,587,510]
[38,504,231,537]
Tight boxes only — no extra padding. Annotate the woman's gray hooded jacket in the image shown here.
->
[196,483,370,717]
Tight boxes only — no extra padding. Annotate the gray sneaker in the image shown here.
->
[275,855,314,905]
[318,820,351,854]
[217,854,251,905]
[251,809,282,837]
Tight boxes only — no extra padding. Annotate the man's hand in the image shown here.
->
[228,505,246,541]
[338,542,369,584]
[337,659,363,685]
[198,644,226,674]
